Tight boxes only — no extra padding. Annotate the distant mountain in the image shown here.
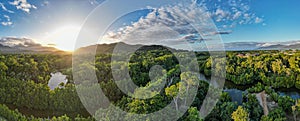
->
[75,42,179,54]
[225,40,300,51]
[75,42,135,54]
[0,37,67,54]
[0,43,67,54]
[258,43,300,50]
[286,43,300,49]
[2,37,300,54]
[0,44,21,52]
[224,42,261,51]
[76,40,300,54]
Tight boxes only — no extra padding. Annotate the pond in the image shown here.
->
[224,89,244,105]
[198,73,245,104]
[48,72,68,90]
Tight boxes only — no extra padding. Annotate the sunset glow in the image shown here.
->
[43,25,81,51]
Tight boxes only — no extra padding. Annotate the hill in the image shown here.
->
[0,43,68,54]
[75,42,180,54]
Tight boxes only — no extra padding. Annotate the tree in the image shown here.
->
[186,107,203,121]
[278,96,294,113]
[165,84,180,111]
[231,106,249,121]
[219,102,238,121]
[0,62,8,76]
[296,75,300,89]
[292,100,300,121]
[261,108,286,121]
[243,94,263,120]
[180,72,198,106]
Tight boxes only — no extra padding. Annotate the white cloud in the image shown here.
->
[3,15,10,20]
[197,0,265,29]
[255,17,263,23]
[0,37,41,47]
[1,21,13,26]
[224,40,300,50]
[103,2,219,49]
[89,0,103,5]
[0,3,14,13]
[41,1,49,6]
[9,0,37,13]
[1,15,13,26]
[214,8,231,22]
[215,8,227,17]
[103,0,265,50]
[232,11,242,20]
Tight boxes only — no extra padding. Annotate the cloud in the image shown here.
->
[1,21,13,26]
[224,40,300,50]
[0,2,14,13]
[103,2,218,48]
[9,0,37,13]
[89,0,103,5]
[1,0,37,26]
[255,17,264,23]
[214,8,229,22]
[47,43,57,46]
[1,15,13,26]
[0,37,63,52]
[0,37,41,47]
[215,31,232,35]
[204,31,232,36]
[198,0,264,27]
[102,0,265,50]
[41,1,49,7]
[232,11,242,20]
[4,15,10,20]
[180,34,200,41]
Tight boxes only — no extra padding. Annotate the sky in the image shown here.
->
[0,0,300,51]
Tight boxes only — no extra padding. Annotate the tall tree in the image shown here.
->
[232,106,249,121]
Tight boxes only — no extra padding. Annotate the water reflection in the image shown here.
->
[198,73,300,103]
[278,91,300,100]
[48,72,68,90]
[224,89,244,105]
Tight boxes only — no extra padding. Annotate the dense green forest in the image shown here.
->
[0,48,300,121]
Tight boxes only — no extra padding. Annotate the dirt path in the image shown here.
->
[255,91,269,115]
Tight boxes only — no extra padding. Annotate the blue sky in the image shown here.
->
[0,0,300,50]
[223,0,300,42]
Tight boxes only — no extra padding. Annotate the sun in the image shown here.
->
[44,25,81,51]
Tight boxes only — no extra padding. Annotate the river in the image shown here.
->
[198,73,300,104]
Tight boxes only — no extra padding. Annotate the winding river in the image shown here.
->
[198,73,300,103]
